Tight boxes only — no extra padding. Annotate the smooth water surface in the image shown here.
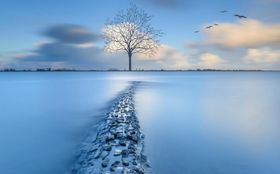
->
[135,72,280,174]
[0,72,279,174]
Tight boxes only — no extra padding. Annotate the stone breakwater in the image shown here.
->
[71,82,151,174]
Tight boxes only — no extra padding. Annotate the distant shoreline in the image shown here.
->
[1,69,280,72]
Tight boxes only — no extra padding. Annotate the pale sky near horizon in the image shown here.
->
[1,0,280,70]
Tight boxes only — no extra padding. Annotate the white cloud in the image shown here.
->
[204,19,280,48]
[185,18,280,70]
[74,42,96,48]
[14,52,39,59]
[245,47,280,63]
[198,53,223,68]
[138,44,190,69]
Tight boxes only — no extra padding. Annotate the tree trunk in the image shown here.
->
[128,51,132,71]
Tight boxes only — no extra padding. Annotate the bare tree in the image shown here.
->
[103,4,162,71]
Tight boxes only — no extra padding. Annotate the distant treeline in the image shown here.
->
[0,68,275,72]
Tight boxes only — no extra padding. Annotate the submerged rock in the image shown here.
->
[113,149,122,156]
[70,82,151,174]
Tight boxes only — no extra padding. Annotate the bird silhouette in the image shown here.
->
[220,10,228,13]
[214,24,219,26]
[205,26,213,29]
[234,14,247,19]
[194,30,199,33]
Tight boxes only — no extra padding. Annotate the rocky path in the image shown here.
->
[71,82,151,174]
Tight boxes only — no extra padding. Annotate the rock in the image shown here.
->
[101,151,110,160]
[109,161,120,172]
[122,159,129,166]
[93,150,101,159]
[102,158,109,168]
[71,83,151,174]
[103,144,112,151]
[119,140,127,146]
[105,134,115,143]
[114,149,122,156]
[132,159,138,166]
[121,149,129,157]
[112,161,120,167]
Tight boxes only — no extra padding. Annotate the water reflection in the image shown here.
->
[0,72,128,174]
[0,72,279,174]
[135,72,280,174]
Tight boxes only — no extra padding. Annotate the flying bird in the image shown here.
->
[220,10,228,13]
[214,23,219,26]
[205,26,213,29]
[194,30,199,33]
[234,14,247,19]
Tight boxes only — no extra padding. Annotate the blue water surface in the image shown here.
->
[0,72,279,174]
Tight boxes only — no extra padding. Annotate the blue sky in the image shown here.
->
[1,0,280,70]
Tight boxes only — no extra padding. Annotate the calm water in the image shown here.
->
[0,72,279,174]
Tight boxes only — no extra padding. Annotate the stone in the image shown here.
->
[122,159,129,166]
[71,83,151,174]
[114,149,122,156]
[105,134,115,143]
[102,158,109,168]
[109,161,120,172]
[119,140,127,146]
[93,150,101,159]
[103,144,112,151]
[121,149,129,157]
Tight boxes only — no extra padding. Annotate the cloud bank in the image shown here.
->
[245,47,280,63]
[186,18,280,69]
[43,24,100,44]
[198,53,224,68]
[11,24,121,69]
[144,45,190,69]
[204,19,280,49]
